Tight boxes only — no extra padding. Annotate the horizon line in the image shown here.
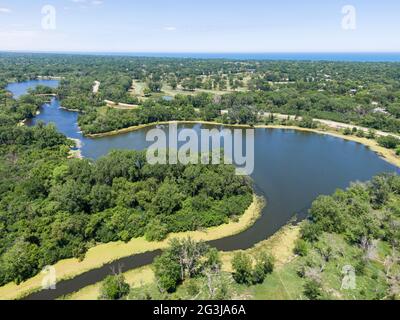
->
[2,50,400,54]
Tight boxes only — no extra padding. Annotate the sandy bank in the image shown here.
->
[65,224,300,300]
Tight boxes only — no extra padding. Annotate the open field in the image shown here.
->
[129,79,248,101]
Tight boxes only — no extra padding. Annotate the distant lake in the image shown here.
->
[6,79,59,99]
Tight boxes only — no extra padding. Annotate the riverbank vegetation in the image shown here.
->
[1,53,400,300]
[1,60,253,289]
[91,174,399,300]
[0,147,252,286]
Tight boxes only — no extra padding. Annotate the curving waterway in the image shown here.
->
[6,80,400,299]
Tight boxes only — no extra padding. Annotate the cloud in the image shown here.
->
[0,8,11,13]
[91,0,103,5]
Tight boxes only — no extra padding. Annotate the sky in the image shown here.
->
[0,0,399,53]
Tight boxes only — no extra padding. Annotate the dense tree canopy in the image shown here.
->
[0,145,252,285]
[2,53,400,135]
[1,53,399,294]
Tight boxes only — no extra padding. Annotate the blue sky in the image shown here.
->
[0,0,399,52]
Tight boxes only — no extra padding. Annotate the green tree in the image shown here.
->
[145,219,168,241]
[252,251,274,284]
[377,136,400,149]
[2,240,40,284]
[151,180,184,215]
[303,280,323,300]
[148,80,162,93]
[99,274,130,300]
[231,252,253,285]
[153,251,181,293]
[294,239,309,257]
[370,175,391,208]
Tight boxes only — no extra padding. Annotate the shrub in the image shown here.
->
[252,263,267,284]
[185,279,201,297]
[377,135,400,149]
[343,128,352,135]
[232,251,274,285]
[252,252,275,284]
[300,221,323,242]
[145,220,168,242]
[355,258,367,276]
[256,251,275,275]
[99,275,130,300]
[153,252,182,293]
[231,252,253,285]
[303,279,323,300]
[299,116,317,129]
[366,130,376,139]
[356,130,365,138]
[294,239,309,257]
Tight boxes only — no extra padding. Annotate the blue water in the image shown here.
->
[6,79,59,99]
[9,80,400,251]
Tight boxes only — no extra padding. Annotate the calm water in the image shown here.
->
[8,80,400,299]
[6,79,59,99]
[9,80,399,250]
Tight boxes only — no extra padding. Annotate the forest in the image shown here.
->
[1,53,399,298]
[0,144,252,286]
[1,53,400,135]
[0,61,252,285]
[99,174,400,300]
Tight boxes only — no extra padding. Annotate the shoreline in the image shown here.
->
[65,223,301,300]
[85,120,255,138]
[85,120,400,168]
[5,119,399,299]
[0,195,264,300]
